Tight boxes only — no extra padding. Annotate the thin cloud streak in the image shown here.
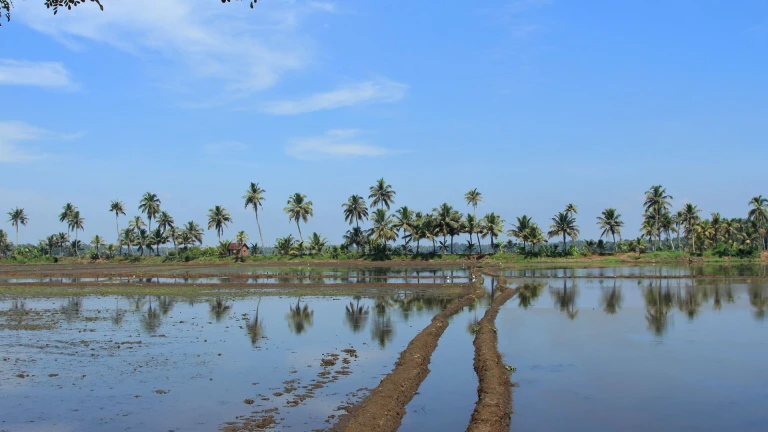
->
[0,59,75,88]
[0,121,82,163]
[286,129,406,160]
[262,79,408,115]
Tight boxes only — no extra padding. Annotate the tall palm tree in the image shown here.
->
[548,211,579,253]
[120,228,135,256]
[342,194,369,229]
[434,203,459,253]
[564,203,578,216]
[156,211,174,256]
[480,212,504,253]
[370,208,398,247]
[207,205,232,243]
[644,185,673,250]
[747,195,768,250]
[368,178,396,210]
[166,225,180,254]
[68,210,85,257]
[508,215,533,253]
[596,208,623,250]
[393,206,416,250]
[464,214,480,255]
[464,188,483,218]
[284,193,313,242]
[109,200,126,245]
[138,192,161,233]
[7,207,28,246]
[679,203,701,253]
[243,182,267,255]
[59,203,76,240]
[183,221,204,246]
[90,235,105,258]
[235,230,249,245]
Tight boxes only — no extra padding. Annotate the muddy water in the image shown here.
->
[499,277,768,432]
[0,291,456,431]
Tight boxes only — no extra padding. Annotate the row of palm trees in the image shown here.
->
[3,181,768,258]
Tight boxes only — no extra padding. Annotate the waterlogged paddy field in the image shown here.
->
[1,265,768,431]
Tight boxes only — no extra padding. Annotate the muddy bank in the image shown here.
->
[331,273,487,432]
[467,276,515,432]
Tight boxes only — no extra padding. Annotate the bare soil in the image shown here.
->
[331,273,487,432]
[467,275,515,432]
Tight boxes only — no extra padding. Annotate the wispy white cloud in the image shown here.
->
[506,0,552,14]
[0,121,82,163]
[0,59,75,88]
[14,0,335,103]
[262,79,408,115]
[203,141,247,155]
[286,129,404,160]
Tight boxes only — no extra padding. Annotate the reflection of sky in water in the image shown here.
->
[0,293,453,431]
[498,277,768,432]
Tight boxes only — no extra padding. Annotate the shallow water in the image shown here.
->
[0,291,456,431]
[503,264,768,278]
[499,277,768,431]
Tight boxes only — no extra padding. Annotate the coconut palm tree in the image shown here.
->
[393,206,416,251]
[434,203,459,254]
[464,214,480,255]
[508,215,533,253]
[596,208,623,250]
[207,205,232,243]
[56,232,69,256]
[68,210,85,257]
[548,211,579,253]
[166,225,180,254]
[109,200,126,246]
[235,230,249,247]
[308,232,327,255]
[243,182,267,255]
[747,195,768,250]
[368,178,396,210]
[284,193,313,242]
[43,234,57,256]
[90,235,105,258]
[59,202,76,234]
[7,207,28,246]
[464,188,483,218]
[342,194,369,229]
[644,185,673,250]
[0,230,8,257]
[480,212,504,253]
[679,203,701,253]
[343,227,368,254]
[155,211,174,256]
[183,221,204,246]
[564,203,578,216]
[138,192,161,233]
[370,208,398,247]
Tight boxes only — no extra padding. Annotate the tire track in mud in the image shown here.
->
[467,274,515,432]
[331,272,487,432]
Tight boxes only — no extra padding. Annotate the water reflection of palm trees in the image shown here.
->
[749,284,768,321]
[600,280,623,315]
[141,299,162,334]
[156,296,176,316]
[59,297,83,322]
[371,314,394,348]
[643,281,675,337]
[517,282,545,309]
[111,298,125,327]
[550,279,579,320]
[709,284,734,311]
[209,297,232,322]
[676,282,703,321]
[345,296,369,333]
[246,298,265,346]
[287,297,314,335]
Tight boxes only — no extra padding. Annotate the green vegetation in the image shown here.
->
[2,182,767,264]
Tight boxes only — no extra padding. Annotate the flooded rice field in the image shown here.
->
[1,264,767,431]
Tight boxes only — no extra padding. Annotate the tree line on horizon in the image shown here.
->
[2,181,768,260]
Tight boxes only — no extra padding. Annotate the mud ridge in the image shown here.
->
[467,275,515,432]
[330,273,487,432]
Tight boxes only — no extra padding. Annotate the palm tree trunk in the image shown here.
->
[416,239,420,254]
[75,230,79,257]
[115,214,120,248]
[255,211,265,255]
[296,221,303,242]
[563,233,566,254]
[477,233,482,254]
[15,225,18,247]
[612,233,616,252]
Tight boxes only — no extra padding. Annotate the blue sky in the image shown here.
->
[2,0,767,246]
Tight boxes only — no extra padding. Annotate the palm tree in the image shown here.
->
[56,232,69,257]
[596,208,624,250]
[207,205,232,243]
[370,208,398,247]
[90,235,105,258]
[343,227,368,254]
[284,193,313,242]
[138,192,161,233]
[393,206,416,251]
[368,178,396,210]
[43,234,57,256]
[464,188,482,218]
[548,211,579,253]
[59,202,76,231]
[434,203,459,254]
[480,212,504,253]
[464,214,480,255]
[109,200,126,246]
[150,228,167,256]
[120,228,136,256]
[156,211,174,256]
[747,195,768,250]
[235,230,249,246]
[243,182,267,255]
[508,215,533,253]
[308,232,327,255]
[183,221,204,246]
[166,225,180,254]
[7,207,28,246]
[679,203,701,253]
[342,194,369,229]
[564,203,578,216]
[68,210,85,257]
[644,185,673,250]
